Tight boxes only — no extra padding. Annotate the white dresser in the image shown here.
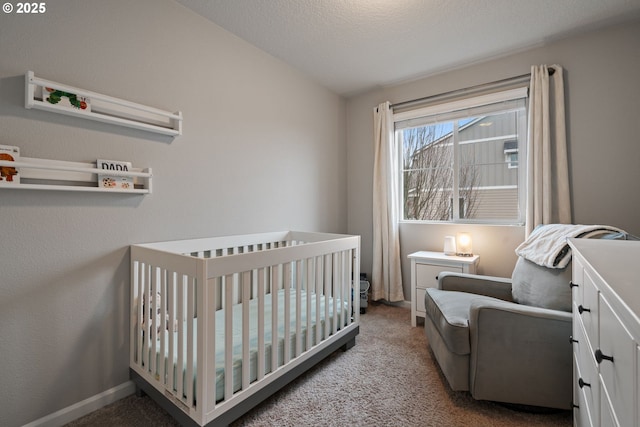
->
[569,238,640,427]
[408,251,479,327]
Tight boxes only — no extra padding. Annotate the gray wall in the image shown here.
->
[347,19,640,299]
[0,1,346,426]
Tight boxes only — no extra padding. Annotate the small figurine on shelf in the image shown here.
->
[0,145,20,184]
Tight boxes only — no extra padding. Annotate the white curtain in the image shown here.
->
[372,102,405,302]
[526,65,571,236]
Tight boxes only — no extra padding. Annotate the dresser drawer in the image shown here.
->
[600,387,617,427]
[573,314,599,426]
[579,270,600,349]
[598,294,635,427]
[574,354,595,427]
[416,263,461,290]
[572,254,585,306]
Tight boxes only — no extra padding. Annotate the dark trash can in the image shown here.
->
[359,280,370,314]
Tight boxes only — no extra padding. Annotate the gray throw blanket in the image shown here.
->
[515,224,625,269]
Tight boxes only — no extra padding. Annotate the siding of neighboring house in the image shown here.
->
[404,111,522,220]
[473,187,519,220]
[460,113,519,188]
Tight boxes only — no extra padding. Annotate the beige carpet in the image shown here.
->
[67,303,572,426]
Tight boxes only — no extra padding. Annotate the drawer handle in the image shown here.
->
[578,378,591,388]
[569,336,578,344]
[572,402,579,409]
[578,305,590,314]
[569,281,579,289]
[595,349,614,364]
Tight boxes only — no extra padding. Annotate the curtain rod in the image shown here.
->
[390,67,555,110]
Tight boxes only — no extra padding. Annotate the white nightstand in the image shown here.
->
[408,251,480,327]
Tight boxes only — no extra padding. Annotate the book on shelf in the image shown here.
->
[97,159,134,190]
[0,145,20,185]
[41,85,91,112]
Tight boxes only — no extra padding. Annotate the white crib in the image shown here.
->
[130,231,360,426]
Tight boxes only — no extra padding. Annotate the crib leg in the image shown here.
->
[341,337,356,352]
[135,385,147,398]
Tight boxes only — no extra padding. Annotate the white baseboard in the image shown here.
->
[22,381,135,427]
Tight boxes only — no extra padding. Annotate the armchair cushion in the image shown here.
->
[511,257,572,312]
[468,298,573,408]
[425,288,505,355]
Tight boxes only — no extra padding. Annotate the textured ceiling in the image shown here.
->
[176,0,640,96]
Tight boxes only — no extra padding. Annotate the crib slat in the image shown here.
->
[341,251,347,327]
[167,272,176,394]
[348,250,353,326]
[205,276,218,409]
[151,268,159,374]
[338,252,344,328]
[241,270,251,390]
[295,259,303,357]
[144,264,153,370]
[271,266,279,373]
[306,258,313,351]
[130,262,138,367]
[158,269,167,385]
[324,254,331,339]
[315,255,323,345]
[136,262,144,367]
[224,274,234,401]
[332,252,339,335]
[283,263,291,365]
[349,244,360,323]
[257,268,265,381]
[337,253,342,333]
[348,249,354,326]
[142,263,148,366]
[185,275,195,406]
[176,276,184,401]
[141,265,148,369]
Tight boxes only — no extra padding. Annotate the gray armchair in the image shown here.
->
[424,257,573,410]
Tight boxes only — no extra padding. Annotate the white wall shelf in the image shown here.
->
[25,71,182,136]
[0,157,152,194]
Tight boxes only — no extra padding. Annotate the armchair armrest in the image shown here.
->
[468,298,573,409]
[438,271,513,302]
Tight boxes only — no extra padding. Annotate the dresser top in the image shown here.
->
[569,238,640,318]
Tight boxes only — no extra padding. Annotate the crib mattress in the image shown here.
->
[151,289,347,401]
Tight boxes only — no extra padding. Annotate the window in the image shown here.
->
[503,140,518,169]
[395,88,528,224]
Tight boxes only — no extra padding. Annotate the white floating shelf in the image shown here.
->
[25,71,182,136]
[0,157,152,194]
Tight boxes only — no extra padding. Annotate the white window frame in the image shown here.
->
[394,87,528,225]
[503,139,519,169]
[504,148,519,169]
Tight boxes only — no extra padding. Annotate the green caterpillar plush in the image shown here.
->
[44,87,88,110]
